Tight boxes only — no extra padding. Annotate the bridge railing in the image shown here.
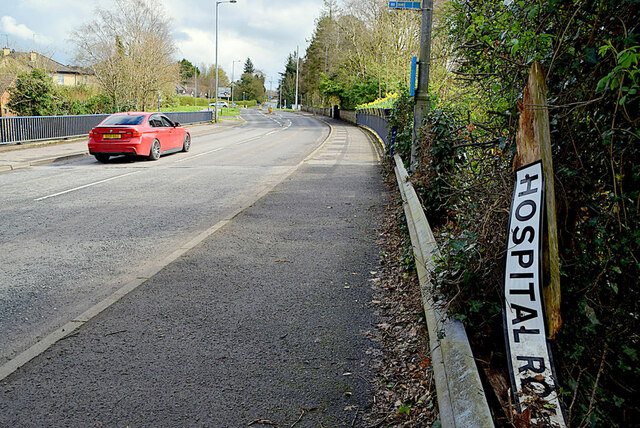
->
[0,111,213,145]
[301,105,393,150]
[355,108,392,150]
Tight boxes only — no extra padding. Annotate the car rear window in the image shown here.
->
[100,115,145,126]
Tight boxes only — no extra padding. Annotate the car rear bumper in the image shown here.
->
[89,139,147,156]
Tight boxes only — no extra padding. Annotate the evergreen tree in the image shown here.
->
[8,69,62,116]
[279,53,297,108]
[243,58,255,75]
[179,59,199,84]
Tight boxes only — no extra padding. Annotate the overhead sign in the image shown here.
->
[388,1,422,9]
[217,87,231,98]
[503,160,566,426]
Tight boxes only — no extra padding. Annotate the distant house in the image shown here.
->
[0,46,97,117]
[175,83,208,99]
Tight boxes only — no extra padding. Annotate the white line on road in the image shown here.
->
[34,171,142,201]
[174,146,225,163]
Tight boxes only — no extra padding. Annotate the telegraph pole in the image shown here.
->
[295,45,299,110]
[194,64,198,107]
[410,0,433,172]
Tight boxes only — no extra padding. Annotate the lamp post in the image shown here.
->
[194,64,198,107]
[295,45,299,110]
[231,59,241,111]
[215,0,237,123]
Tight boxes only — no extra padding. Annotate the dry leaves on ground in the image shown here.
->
[363,176,439,427]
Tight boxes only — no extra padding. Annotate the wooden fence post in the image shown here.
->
[514,62,562,338]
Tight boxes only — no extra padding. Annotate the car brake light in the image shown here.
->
[89,130,97,138]
[123,130,142,138]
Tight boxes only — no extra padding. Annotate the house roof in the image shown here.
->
[4,50,94,75]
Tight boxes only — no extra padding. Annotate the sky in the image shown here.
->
[0,0,326,86]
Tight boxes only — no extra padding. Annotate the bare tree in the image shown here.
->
[70,0,178,111]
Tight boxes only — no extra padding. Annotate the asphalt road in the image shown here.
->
[0,111,387,426]
[0,109,327,364]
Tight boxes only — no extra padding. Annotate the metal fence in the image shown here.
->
[356,108,393,150]
[163,111,213,127]
[0,110,213,145]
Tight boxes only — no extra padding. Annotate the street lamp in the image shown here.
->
[231,59,241,111]
[215,0,237,123]
[194,63,198,107]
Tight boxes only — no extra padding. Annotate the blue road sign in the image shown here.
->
[388,1,421,9]
[410,56,417,97]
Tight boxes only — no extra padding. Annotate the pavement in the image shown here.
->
[0,119,242,173]
[0,117,388,427]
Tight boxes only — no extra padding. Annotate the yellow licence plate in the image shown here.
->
[103,134,121,139]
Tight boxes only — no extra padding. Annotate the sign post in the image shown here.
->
[513,62,562,338]
[388,1,432,172]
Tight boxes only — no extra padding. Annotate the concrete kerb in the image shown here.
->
[394,154,494,428]
[356,124,387,162]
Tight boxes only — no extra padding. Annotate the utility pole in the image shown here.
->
[194,64,198,107]
[410,0,434,172]
[231,59,241,108]
[295,45,299,110]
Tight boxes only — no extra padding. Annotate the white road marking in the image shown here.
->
[34,171,142,201]
[174,146,225,163]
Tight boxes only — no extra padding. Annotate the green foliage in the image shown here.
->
[386,87,414,162]
[237,60,266,103]
[8,69,62,116]
[243,58,255,75]
[179,58,198,84]
[319,73,380,110]
[279,53,298,107]
[596,43,640,106]
[415,0,640,425]
[178,95,209,107]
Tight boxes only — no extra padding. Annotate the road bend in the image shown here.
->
[0,111,386,426]
[0,109,321,364]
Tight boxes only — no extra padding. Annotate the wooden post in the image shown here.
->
[514,62,562,338]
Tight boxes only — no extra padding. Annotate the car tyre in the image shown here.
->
[148,139,161,160]
[95,154,110,163]
[182,134,191,152]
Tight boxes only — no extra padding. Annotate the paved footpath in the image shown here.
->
[0,118,387,427]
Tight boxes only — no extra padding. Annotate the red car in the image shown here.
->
[88,112,191,162]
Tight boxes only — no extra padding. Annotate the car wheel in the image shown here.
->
[95,154,110,163]
[148,139,161,160]
[182,134,191,152]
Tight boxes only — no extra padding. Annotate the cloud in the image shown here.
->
[168,0,323,79]
[173,31,191,42]
[1,0,324,78]
[0,16,51,44]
